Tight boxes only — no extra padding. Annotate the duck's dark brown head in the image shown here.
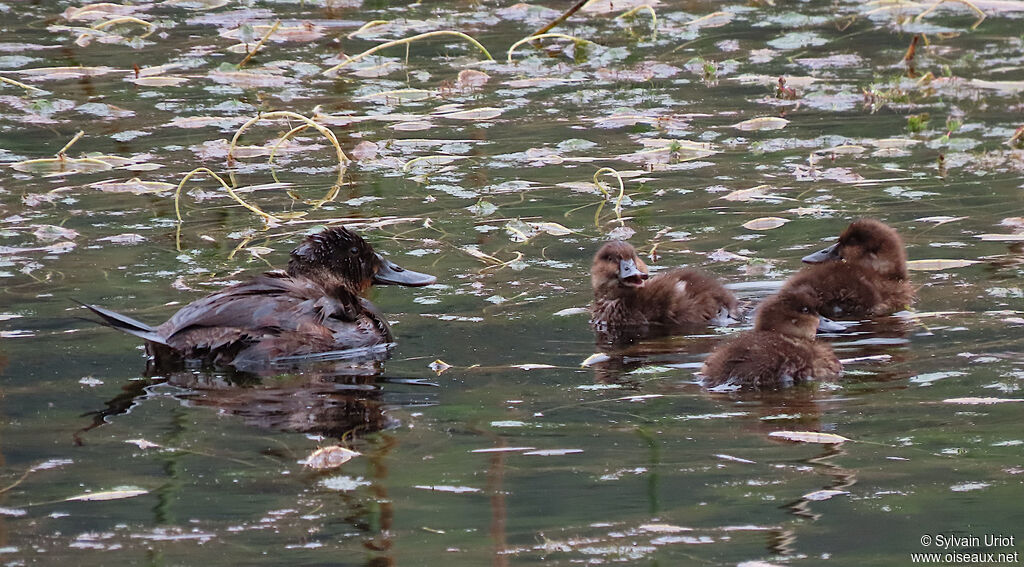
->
[591,240,650,299]
[754,286,825,341]
[802,218,907,279]
[288,227,436,295]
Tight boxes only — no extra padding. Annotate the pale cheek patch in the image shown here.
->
[674,281,688,294]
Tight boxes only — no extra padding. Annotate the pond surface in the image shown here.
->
[1,0,1023,564]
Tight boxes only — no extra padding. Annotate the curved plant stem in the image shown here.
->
[593,167,625,227]
[173,167,281,250]
[92,16,155,38]
[323,31,493,75]
[507,33,593,63]
[531,0,591,36]
[229,110,349,187]
[618,5,658,40]
[0,75,43,93]
[238,19,280,68]
[347,20,388,39]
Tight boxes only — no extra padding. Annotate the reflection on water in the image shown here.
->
[1,0,1023,564]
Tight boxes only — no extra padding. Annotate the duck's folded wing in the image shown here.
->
[158,275,352,347]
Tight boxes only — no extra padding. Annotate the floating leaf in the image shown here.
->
[429,359,452,374]
[907,259,980,271]
[976,234,1024,242]
[915,216,966,225]
[942,397,1024,405]
[527,221,573,236]
[581,353,611,367]
[435,107,503,121]
[470,447,536,453]
[303,446,360,470]
[553,307,589,317]
[65,488,148,502]
[768,431,849,444]
[732,117,789,131]
[742,217,789,230]
[125,439,160,449]
[802,489,849,501]
[522,449,584,456]
[513,364,556,370]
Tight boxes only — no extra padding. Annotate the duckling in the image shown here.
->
[590,240,739,332]
[78,227,436,371]
[782,218,913,317]
[701,286,843,390]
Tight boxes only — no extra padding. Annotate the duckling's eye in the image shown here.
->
[800,306,811,314]
[349,246,360,256]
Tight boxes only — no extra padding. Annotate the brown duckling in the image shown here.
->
[79,227,436,371]
[782,218,913,317]
[590,240,739,332]
[701,286,844,390]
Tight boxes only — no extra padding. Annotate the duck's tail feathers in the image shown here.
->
[74,300,168,345]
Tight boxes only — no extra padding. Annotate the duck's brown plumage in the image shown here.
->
[80,227,435,371]
[701,286,842,390]
[782,219,913,317]
[590,240,738,330]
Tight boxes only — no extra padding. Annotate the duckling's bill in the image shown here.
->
[373,255,437,286]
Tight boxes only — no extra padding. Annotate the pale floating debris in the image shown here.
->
[65,488,148,502]
[392,121,433,132]
[950,482,990,492]
[90,178,174,194]
[350,141,378,161]
[455,69,490,89]
[624,394,663,402]
[581,353,611,367]
[320,475,371,491]
[30,459,73,472]
[553,307,589,317]
[428,359,452,375]
[522,449,584,456]
[768,431,849,444]
[714,454,756,464]
[907,259,980,271]
[125,439,160,449]
[815,144,866,156]
[633,524,691,536]
[969,79,1024,93]
[247,246,274,258]
[942,397,1024,405]
[583,0,662,13]
[470,447,536,453]
[0,507,27,517]
[32,225,78,241]
[870,138,920,149]
[720,185,792,202]
[527,221,573,236]
[910,371,966,385]
[506,76,586,88]
[435,107,503,121]
[738,561,785,567]
[163,0,230,8]
[513,364,557,370]
[78,377,103,387]
[708,249,748,262]
[98,233,146,245]
[490,421,526,428]
[303,446,360,470]
[742,217,789,231]
[976,234,1024,242]
[607,226,635,240]
[12,65,116,80]
[732,117,789,131]
[414,485,482,494]
[915,216,966,225]
[802,489,849,501]
[128,76,188,87]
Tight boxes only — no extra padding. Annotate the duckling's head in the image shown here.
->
[591,240,650,299]
[754,286,824,341]
[288,227,435,294]
[803,219,907,279]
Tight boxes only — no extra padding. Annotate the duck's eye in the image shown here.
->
[349,246,360,256]
[800,306,811,314]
